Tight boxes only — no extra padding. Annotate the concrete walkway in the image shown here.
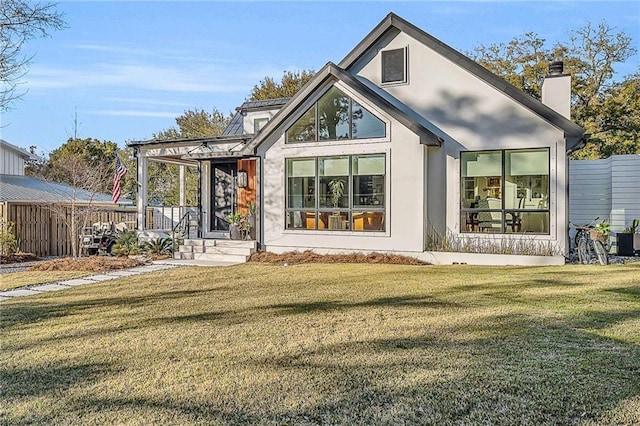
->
[0,258,241,302]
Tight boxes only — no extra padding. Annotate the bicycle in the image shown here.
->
[571,219,609,265]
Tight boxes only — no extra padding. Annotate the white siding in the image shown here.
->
[569,154,640,247]
[0,145,26,175]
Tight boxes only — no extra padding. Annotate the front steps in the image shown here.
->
[175,239,256,264]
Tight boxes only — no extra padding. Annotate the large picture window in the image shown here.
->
[286,154,385,232]
[286,86,386,143]
[460,149,550,234]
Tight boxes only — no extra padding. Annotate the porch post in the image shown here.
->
[179,165,187,213]
[136,150,148,231]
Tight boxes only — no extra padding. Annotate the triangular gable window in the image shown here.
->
[286,86,386,143]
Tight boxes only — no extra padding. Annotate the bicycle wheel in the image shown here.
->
[592,240,609,265]
[577,237,591,264]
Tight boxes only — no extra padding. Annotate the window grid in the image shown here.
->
[286,155,385,232]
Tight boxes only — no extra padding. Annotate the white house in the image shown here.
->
[128,13,587,265]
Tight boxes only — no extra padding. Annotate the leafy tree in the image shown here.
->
[154,108,231,140]
[574,70,640,159]
[249,69,315,101]
[42,138,120,193]
[1,0,66,110]
[148,108,232,206]
[469,21,637,158]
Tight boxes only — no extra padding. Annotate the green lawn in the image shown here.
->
[1,263,639,425]
[0,271,92,291]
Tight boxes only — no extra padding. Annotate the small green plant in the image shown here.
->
[622,219,639,234]
[247,201,257,216]
[328,178,345,209]
[0,221,19,256]
[141,237,174,256]
[112,232,141,256]
[594,220,610,238]
[226,211,244,225]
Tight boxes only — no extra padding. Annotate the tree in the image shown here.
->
[148,108,232,206]
[469,21,637,158]
[249,69,315,101]
[42,137,120,193]
[28,138,116,257]
[154,108,231,140]
[1,0,66,110]
[574,70,640,159]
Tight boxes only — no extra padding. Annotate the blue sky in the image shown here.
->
[1,1,638,154]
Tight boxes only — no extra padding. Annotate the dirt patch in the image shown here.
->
[0,253,39,264]
[249,250,429,265]
[28,256,147,272]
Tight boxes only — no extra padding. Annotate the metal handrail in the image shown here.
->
[172,211,195,250]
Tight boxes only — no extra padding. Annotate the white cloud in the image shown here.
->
[25,55,282,96]
[86,109,180,118]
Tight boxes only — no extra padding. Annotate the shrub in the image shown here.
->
[141,237,174,256]
[111,232,141,257]
[0,221,19,257]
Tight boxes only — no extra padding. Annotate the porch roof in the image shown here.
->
[127,135,254,162]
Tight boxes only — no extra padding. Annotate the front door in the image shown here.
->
[211,161,238,231]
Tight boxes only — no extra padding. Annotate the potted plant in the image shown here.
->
[226,211,244,240]
[328,178,345,230]
[246,201,256,240]
[617,218,638,256]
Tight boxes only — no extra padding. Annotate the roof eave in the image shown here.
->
[339,12,585,141]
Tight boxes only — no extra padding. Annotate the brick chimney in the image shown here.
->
[541,60,571,119]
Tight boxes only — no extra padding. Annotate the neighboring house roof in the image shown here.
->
[0,139,41,161]
[338,13,586,149]
[221,98,290,137]
[242,62,444,155]
[0,174,126,204]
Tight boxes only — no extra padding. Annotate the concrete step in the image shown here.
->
[176,239,255,264]
[210,240,257,249]
[204,246,254,256]
[193,253,249,263]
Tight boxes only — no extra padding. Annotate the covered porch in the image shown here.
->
[130,136,258,242]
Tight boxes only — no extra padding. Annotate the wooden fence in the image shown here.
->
[1,202,137,257]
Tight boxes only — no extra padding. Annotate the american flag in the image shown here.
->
[112,154,128,203]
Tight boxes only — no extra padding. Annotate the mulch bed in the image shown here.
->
[28,256,147,272]
[0,253,39,264]
[249,250,429,265]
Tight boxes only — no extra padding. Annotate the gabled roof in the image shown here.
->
[0,139,41,161]
[0,174,127,204]
[339,13,586,149]
[221,98,290,137]
[242,62,443,155]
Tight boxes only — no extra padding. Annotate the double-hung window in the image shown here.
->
[286,154,386,232]
[461,148,550,234]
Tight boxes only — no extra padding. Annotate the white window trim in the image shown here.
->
[380,46,409,86]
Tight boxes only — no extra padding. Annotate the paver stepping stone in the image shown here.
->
[33,284,71,292]
[85,274,119,282]
[1,289,42,297]
[61,278,98,286]
[106,270,139,277]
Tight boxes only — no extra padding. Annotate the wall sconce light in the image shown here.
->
[237,170,248,188]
